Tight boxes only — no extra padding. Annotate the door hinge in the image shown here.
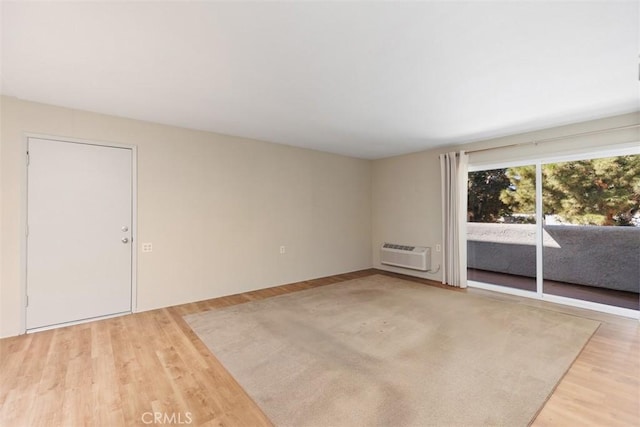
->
[26,295,29,307]
[26,151,30,166]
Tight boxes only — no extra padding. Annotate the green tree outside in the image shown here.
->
[467,169,513,222]
[500,166,537,216]
[469,155,640,226]
[540,155,640,226]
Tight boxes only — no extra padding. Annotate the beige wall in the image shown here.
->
[372,112,639,282]
[372,149,443,279]
[0,96,372,338]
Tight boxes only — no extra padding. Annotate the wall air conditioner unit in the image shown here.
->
[380,243,430,271]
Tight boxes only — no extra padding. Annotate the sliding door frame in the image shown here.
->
[467,144,640,319]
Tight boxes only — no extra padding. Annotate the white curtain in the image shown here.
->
[439,151,469,288]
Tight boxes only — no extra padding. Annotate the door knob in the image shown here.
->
[122,237,129,244]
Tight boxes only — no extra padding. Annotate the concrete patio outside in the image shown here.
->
[467,223,640,310]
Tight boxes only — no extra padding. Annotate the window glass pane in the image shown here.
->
[542,155,640,310]
[467,166,536,292]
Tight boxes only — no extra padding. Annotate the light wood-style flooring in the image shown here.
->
[1,269,638,426]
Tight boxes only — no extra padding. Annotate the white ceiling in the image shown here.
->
[2,1,638,159]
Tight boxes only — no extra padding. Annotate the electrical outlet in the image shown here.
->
[435,244,441,252]
[142,243,153,253]
[279,246,286,254]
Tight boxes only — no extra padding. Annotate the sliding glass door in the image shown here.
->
[541,155,640,311]
[467,165,538,295]
[467,151,640,315]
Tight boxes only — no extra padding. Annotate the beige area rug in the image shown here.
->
[184,275,599,427]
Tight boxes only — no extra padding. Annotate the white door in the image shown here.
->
[26,138,133,330]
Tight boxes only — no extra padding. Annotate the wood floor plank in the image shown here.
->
[0,268,637,426]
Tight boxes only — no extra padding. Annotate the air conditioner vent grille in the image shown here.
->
[382,243,416,251]
[380,242,431,271]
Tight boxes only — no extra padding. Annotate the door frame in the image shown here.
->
[21,133,138,333]
[466,142,640,319]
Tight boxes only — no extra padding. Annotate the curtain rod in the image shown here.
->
[465,123,640,155]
